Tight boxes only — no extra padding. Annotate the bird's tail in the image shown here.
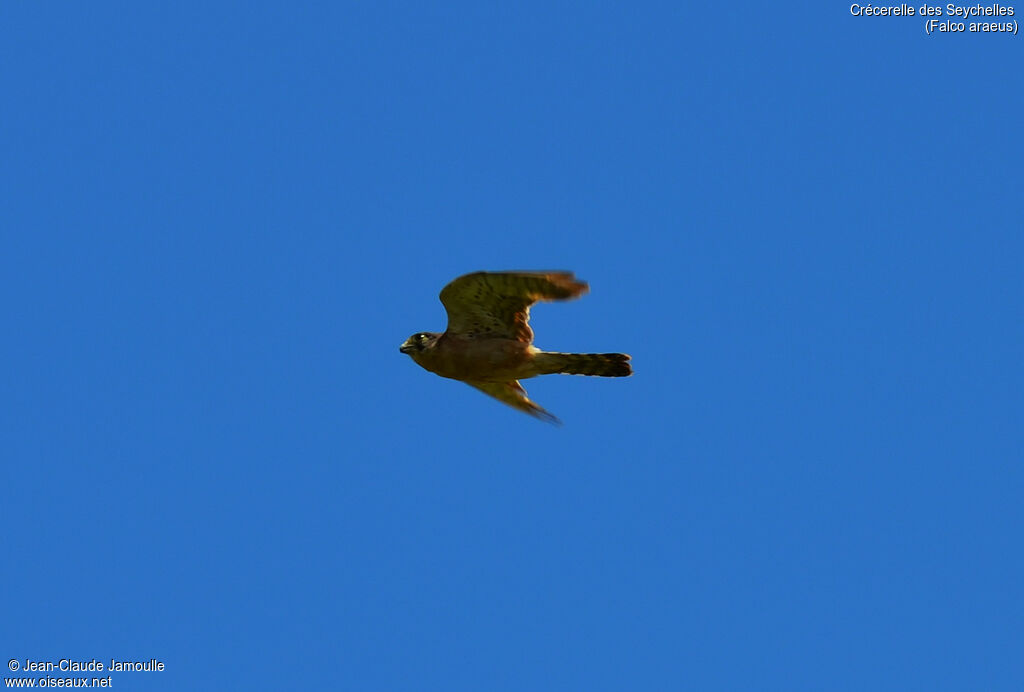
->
[534,352,632,377]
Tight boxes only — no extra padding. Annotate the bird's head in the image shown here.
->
[399,332,441,356]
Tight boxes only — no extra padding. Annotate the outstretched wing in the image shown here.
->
[466,380,561,425]
[440,271,588,343]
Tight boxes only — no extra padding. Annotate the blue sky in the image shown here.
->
[2,3,1021,690]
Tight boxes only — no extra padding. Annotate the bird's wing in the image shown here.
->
[466,380,561,425]
[439,271,588,343]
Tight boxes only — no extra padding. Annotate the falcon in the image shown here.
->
[400,271,632,423]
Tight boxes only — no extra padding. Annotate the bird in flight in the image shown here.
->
[400,271,632,423]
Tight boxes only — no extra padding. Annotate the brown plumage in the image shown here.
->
[400,271,632,423]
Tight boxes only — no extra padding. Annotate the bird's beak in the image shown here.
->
[399,341,413,354]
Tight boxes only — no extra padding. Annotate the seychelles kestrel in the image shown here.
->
[400,271,632,423]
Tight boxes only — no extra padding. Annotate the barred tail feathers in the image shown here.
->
[534,352,632,377]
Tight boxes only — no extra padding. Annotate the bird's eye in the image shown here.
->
[416,333,427,342]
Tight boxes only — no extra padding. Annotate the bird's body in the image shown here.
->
[410,334,538,382]
[400,271,632,423]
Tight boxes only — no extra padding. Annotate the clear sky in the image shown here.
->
[3,3,1021,691]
